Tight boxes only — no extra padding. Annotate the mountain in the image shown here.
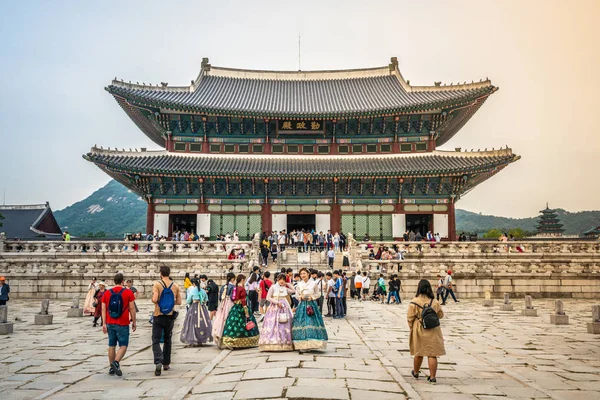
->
[54,180,146,238]
[54,180,600,237]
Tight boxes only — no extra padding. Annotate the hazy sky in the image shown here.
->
[1,0,598,218]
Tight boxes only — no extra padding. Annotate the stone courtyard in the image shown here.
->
[1,298,599,400]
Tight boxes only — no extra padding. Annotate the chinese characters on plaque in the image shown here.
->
[278,119,324,133]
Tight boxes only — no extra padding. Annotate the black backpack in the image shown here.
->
[410,298,440,329]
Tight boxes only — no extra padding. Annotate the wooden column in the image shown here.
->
[331,203,341,234]
[448,201,457,241]
[261,203,271,234]
[146,202,155,234]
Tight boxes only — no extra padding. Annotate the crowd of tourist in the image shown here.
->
[93,264,456,382]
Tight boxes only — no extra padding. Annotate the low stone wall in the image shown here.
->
[361,254,600,299]
[1,238,599,299]
[0,254,252,300]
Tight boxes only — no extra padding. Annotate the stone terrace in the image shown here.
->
[1,298,599,399]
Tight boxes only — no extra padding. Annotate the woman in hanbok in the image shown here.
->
[212,272,236,348]
[180,284,213,346]
[259,273,296,351]
[292,268,328,351]
[92,282,106,327]
[221,274,259,349]
[83,277,97,315]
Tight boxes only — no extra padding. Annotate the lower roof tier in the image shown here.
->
[84,148,519,179]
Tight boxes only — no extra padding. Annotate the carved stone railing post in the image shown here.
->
[0,232,5,252]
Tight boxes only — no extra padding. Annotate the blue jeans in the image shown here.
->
[387,291,400,304]
[443,289,458,303]
[107,324,130,347]
[334,297,344,318]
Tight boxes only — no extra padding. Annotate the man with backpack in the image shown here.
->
[101,273,136,377]
[151,266,182,376]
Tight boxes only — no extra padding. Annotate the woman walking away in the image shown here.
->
[183,272,192,291]
[247,273,260,315]
[205,277,219,320]
[83,277,97,315]
[222,274,260,349]
[408,279,445,383]
[180,283,213,346]
[292,268,328,351]
[212,272,236,348]
[259,273,296,351]
[92,282,106,327]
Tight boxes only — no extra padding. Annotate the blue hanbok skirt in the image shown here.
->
[292,299,328,351]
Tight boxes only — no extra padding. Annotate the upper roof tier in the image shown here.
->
[106,57,496,146]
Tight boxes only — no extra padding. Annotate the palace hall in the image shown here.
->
[85,57,519,240]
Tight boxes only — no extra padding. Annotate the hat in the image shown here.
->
[98,281,106,286]
[0,277,5,281]
[447,270,452,275]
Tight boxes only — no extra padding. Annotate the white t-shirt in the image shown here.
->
[362,276,371,289]
[327,249,335,258]
[327,279,336,297]
[444,275,453,287]
[354,274,363,287]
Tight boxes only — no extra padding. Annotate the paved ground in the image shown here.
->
[1,297,599,400]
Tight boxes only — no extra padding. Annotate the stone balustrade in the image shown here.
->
[1,240,253,255]
[1,237,600,299]
[354,240,600,256]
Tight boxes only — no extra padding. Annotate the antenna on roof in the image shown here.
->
[298,34,301,71]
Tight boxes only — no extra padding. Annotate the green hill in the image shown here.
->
[54,180,146,238]
[54,180,600,237]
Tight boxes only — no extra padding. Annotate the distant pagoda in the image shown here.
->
[536,203,564,237]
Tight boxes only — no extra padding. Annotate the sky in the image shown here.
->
[0,0,599,218]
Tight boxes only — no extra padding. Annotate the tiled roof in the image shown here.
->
[84,148,519,178]
[0,204,62,239]
[107,58,495,118]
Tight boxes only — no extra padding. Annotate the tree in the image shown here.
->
[94,231,106,238]
[508,228,526,239]
[483,229,502,239]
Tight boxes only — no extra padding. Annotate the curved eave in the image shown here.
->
[106,84,495,121]
[110,93,165,147]
[83,150,520,182]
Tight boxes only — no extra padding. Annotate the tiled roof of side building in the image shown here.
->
[106,57,496,118]
[84,148,520,179]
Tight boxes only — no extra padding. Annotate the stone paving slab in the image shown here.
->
[1,298,599,399]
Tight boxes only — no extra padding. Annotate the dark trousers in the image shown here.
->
[328,257,334,267]
[334,297,344,317]
[316,297,324,314]
[443,289,458,303]
[152,315,175,366]
[436,288,445,302]
[342,296,347,316]
[0,300,6,306]
[248,290,259,314]
[327,297,336,316]
[350,289,357,299]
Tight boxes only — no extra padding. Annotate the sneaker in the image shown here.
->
[427,376,437,384]
[411,370,419,379]
[111,361,122,377]
[163,365,170,371]
[108,366,115,376]
[154,363,162,376]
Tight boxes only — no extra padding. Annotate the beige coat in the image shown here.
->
[408,295,446,357]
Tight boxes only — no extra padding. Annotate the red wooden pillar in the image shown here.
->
[146,202,155,234]
[261,203,271,234]
[448,201,457,241]
[331,203,341,234]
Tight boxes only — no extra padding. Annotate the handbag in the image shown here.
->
[245,320,256,331]
[306,305,314,316]
[278,312,288,324]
